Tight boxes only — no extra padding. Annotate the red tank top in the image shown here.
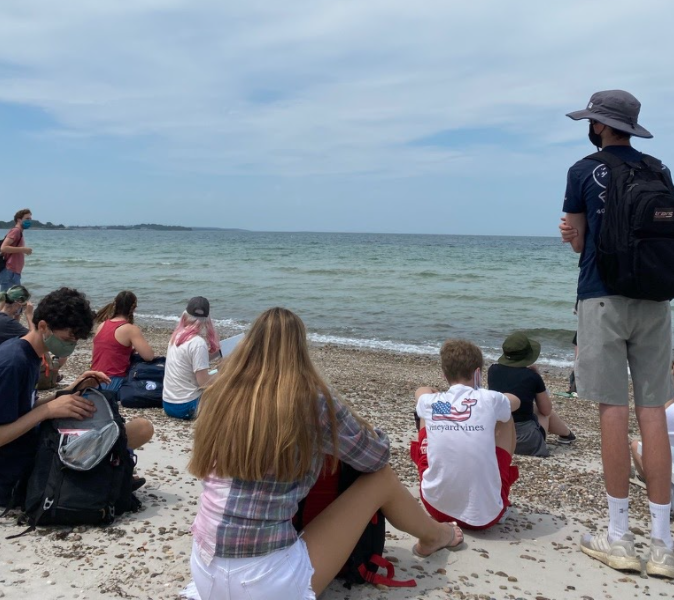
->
[91,320,134,377]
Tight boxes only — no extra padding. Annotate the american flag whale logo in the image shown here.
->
[431,397,478,422]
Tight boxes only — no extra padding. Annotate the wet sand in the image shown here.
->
[0,327,669,599]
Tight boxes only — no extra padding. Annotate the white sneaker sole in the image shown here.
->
[581,544,641,572]
[646,561,674,578]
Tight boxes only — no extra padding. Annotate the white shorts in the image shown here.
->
[190,539,316,600]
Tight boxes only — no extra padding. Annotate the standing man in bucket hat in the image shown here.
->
[560,90,674,577]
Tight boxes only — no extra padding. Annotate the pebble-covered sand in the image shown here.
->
[1,327,671,600]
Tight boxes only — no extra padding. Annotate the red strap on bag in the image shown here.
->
[357,554,417,588]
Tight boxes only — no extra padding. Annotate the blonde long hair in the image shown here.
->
[189,307,351,481]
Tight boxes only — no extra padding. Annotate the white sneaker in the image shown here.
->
[646,539,674,578]
[580,532,641,572]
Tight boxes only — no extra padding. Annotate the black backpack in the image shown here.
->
[588,150,674,301]
[119,356,165,408]
[7,388,141,537]
[293,460,416,589]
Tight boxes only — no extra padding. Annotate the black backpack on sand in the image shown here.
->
[293,460,416,590]
[6,388,141,537]
[119,356,165,408]
[588,150,674,301]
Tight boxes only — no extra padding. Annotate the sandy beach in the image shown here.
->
[1,327,671,600]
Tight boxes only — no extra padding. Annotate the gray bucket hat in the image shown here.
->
[567,90,652,138]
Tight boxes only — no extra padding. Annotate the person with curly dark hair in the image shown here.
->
[0,287,154,506]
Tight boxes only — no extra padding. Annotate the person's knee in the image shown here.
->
[599,403,630,429]
[361,464,395,488]
[495,417,514,434]
[126,418,154,448]
[495,418,515,453]
[139,418,154,443]
[635,405,667,427]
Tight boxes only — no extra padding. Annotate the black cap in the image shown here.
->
[186,296,210,318]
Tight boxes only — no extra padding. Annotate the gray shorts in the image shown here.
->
[515,418,549,457]
[576,296,674,407]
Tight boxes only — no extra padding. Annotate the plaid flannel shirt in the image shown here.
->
[191,394,390,561]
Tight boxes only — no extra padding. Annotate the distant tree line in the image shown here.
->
[0,219,66,229]
[69,224,192,231]
[1,221,191,231]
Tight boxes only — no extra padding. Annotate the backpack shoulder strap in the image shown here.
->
[584,151,625,169]
[640,153,664,170]
[357,555,417,588]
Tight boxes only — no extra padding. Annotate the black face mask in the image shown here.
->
[588,122,603,149]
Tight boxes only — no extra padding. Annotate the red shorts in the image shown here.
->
[410,428,519,530]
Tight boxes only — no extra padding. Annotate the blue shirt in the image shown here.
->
[563,145,673,299]
[0,337,40,504]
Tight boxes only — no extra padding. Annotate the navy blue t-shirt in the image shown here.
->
[0,312,29,345]
[563,145,673,299]
[0,337,41,505]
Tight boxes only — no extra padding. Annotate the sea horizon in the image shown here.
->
[4,228,672,368]
[3,222,563,238]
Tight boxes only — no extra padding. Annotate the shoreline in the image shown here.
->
[137,321,578,369]
[1,328,667,599]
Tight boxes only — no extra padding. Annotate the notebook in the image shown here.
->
[219,333,245,358]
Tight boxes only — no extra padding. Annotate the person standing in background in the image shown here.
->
[0,209,33,292]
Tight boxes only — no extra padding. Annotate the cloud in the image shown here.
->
[2,0,674,237]
[2,0,674,182]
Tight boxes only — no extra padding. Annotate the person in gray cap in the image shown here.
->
[559,90,674,577]
[162,296,220,419]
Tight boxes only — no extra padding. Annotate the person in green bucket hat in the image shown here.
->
[488,332,575,457]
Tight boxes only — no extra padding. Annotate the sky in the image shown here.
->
[1,0,674,235]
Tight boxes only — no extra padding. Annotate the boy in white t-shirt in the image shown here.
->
[410,339,521,529]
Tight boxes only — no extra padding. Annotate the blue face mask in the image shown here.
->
[22,219,32,229]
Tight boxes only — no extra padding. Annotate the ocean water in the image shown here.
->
[2,229,628,366]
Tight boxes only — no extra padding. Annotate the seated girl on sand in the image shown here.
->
[0,285,70,389]
[91,291,154,393]
[162,296,219,420]
[487,332,575,457]
[187,307,462,600]
[0,285,34,344]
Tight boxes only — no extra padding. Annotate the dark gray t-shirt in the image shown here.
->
[0,312,28,345]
